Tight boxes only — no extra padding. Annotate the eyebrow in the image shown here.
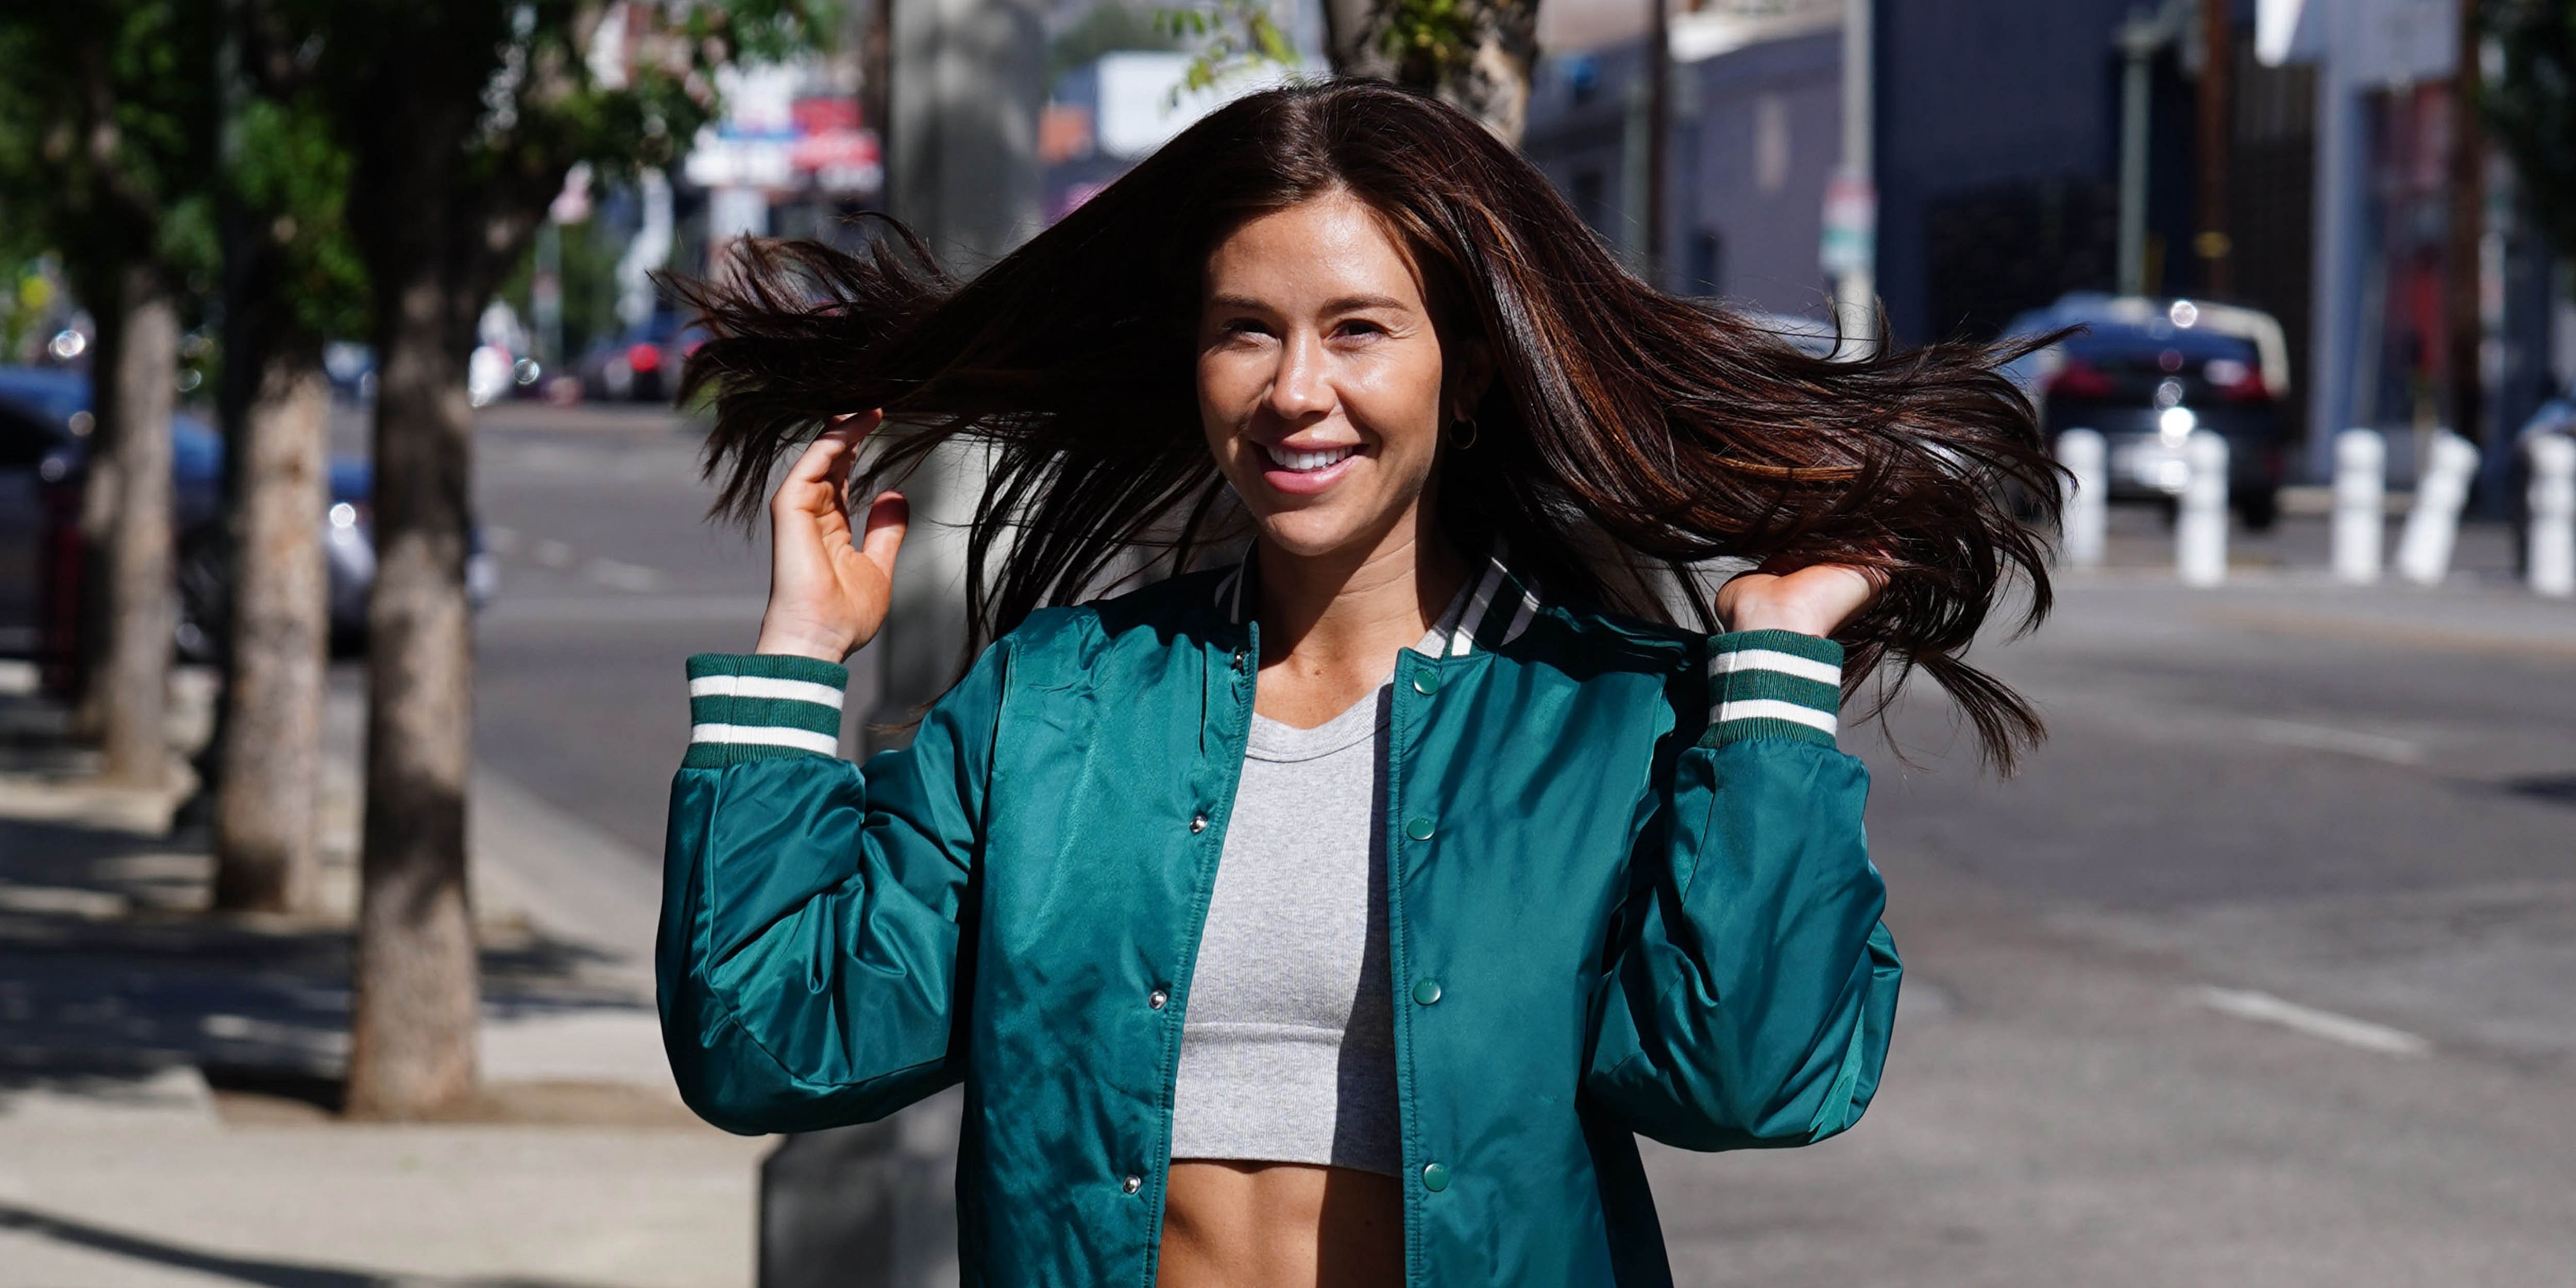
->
[1206,292,1415,314]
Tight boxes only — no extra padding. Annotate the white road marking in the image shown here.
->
[532,538,577,569]
[2193,986,2432,1057]
[2242,718,2426,766]
[583,558,665,593]
[479,595,768,625]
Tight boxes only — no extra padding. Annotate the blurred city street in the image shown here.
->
[7,400,2566,1285]
[440,408,2576,1285]
[7,0,2576,1283]
[1666,557,2576,1283]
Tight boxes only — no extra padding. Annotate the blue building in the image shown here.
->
[1523,6,1846,323]
[1526,0,2336,465]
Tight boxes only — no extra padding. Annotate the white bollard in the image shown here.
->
[2530,433,2575,599]
[2057,428,2107,569]
[2177,430,2229,587]
[2331,428,2385,584]
[2395,431,2480,586]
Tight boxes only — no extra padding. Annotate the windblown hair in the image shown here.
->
[675,79,2066,769]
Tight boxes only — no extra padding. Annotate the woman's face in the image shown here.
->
[1196,190,1463,563]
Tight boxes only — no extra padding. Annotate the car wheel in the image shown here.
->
[174,527,228,663]
[2235,487,2280,532]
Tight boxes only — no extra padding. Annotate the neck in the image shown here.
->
[1253,517,1467,680]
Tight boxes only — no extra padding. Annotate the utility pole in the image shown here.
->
[2194,0,2235,299]
[2445,0,2484,448]
[877,0,1045,744]
[1645,0,1672,289]
[2114,0,2193,299]
[2117,13,2158,298]
[1822,0,1876,354]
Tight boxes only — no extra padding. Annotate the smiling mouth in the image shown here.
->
[1260,443,1359,472]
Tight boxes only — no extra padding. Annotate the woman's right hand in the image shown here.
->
[755,412,909,661]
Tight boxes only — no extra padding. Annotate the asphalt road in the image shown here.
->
[458,402,2576,1285]
[463,403,777,859]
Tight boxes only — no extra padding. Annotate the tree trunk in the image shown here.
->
[342,267,481,1117]
[98,265,178,787]
[1461,4,1540,148]
[1321,0,1397,80]
[212,341,330,914]
[1319,0,1538,145]
[71,299,124,742]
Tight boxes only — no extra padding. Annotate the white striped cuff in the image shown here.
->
[683,653,852,766]
[1706,631,1844,747]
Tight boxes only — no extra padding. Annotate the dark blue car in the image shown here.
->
[0,366,385,666]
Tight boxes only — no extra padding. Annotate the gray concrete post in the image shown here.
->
[2056,428,2106,570]
[2395,431,2479,587]
[2528,433,2574,598]
[2177,431,2228,587]
[2331,428,2384,585]
[757,1,1041,1282]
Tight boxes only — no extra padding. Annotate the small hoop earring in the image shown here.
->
[1447,416,1479,450]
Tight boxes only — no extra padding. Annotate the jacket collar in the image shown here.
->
[1209,538,1544,658]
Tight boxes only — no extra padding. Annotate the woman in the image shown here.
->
[662,81,2057,1286]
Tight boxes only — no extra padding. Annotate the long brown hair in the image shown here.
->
[676,78,2065,769]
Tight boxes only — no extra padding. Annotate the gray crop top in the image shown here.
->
[1164,598,1470,1177]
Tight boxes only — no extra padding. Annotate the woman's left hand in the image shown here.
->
[1715,561,1882,639]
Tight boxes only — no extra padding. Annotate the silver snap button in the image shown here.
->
[1190,814,1208,834]
[1149,988,1168,1010]
[1122,1174,1142,1194]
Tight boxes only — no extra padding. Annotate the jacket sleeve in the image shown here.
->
[657,641,1006,1136]
[1583,629,1902,1151]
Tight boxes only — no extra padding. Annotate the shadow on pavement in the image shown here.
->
[0,691,652,1103]
[2502,773,2576,807]
[0,1199,604,1288]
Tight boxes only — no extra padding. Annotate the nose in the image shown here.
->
[1266,330,1333,420]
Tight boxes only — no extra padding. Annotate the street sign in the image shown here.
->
[1820,172,1876,276]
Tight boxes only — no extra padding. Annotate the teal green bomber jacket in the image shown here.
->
[659,552,1902,1287]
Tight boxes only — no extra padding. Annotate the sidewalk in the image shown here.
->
[0,664,765,1288]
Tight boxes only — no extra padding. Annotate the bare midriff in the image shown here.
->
[1156,1161,1404,1287]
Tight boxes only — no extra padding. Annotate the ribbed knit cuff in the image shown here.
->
[683,653,850,768]
[1703,630,1843,748]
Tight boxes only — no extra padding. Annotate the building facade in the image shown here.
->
[1522,7,1844,322]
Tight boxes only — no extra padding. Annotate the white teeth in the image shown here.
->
[1261,444,1357,472]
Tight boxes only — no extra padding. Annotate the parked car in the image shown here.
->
[575,313,708,403]
[2002,294,2295,529]
[0,367,492,675]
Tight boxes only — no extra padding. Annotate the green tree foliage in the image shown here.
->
[1158,0,1298,95]
[0,2,219,313]
[1156,0,1539,140]
[1377,0,1483,86]
[230,91,368,344]
[2484,1,2576,260]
